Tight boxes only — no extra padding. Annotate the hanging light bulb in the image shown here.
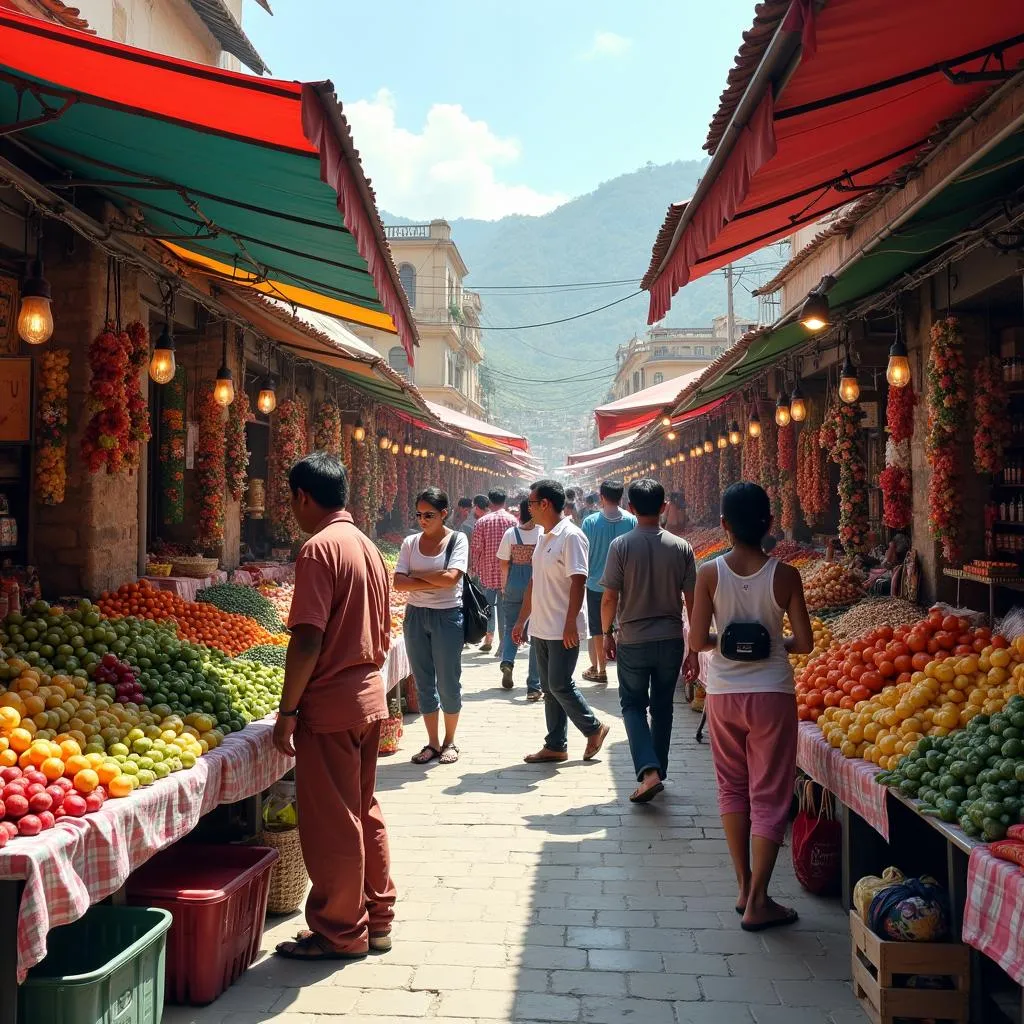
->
[799,276,835,332]
[717,431,728,449]
[391,441,400,455]
[660,415,671,427]
[421,448,429,458]
[212,339,234,407]
[403,435,413,456]
[748,408,762,438]
[789,382,807,423]
[412,446,421,458]
[703,433,714,454]
[663,458,671,467]
[666,430,677,441]
[839,351,860,404]
[650,462,657,472]
[256,377,277,415]
[148,322,176,384]
[775,392,791,427]
[886,332,911,388]
[729,420,742,446]
[17,258,53,345]
[378,431,391,450]
[353,417,367,443]
[439,453,447,463]
[678,451,686,463]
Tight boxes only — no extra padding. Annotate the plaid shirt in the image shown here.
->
[471,508,518,589]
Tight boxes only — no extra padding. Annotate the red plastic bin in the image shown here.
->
[125,843,279,1005]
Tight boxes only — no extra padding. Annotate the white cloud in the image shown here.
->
[344,89,567,221]
[580,31,632,60]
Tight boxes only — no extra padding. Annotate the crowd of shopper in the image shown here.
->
[273,453,814,960]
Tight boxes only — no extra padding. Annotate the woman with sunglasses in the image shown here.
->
[394,487,469,765]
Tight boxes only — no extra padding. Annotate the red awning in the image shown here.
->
[424,401,530,452]
[594,371,704,440]
[566,431,640,465]
[644,0,1024,322]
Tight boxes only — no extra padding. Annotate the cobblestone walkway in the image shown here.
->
[166,649,866,1023]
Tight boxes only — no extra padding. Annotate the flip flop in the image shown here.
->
[524,748,568,763]
[275,932,367,961]
[411,745,440,765]
[740,908,800,933]
[629,781,664,804]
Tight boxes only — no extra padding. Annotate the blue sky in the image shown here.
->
[244,0,755,220]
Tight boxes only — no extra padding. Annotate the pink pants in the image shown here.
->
[706,692,797,845]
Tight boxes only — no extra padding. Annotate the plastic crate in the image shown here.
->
[19,905,172,1024]
[125,843,279,1005]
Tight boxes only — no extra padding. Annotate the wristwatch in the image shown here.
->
[278,707,299,718]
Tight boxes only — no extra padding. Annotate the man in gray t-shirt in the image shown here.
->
[600,478,696,803]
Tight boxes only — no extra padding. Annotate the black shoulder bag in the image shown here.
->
[444,533,490,643]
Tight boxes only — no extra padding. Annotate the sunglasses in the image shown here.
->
[415,511,440,520]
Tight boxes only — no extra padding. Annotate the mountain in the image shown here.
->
[385,159,770,467]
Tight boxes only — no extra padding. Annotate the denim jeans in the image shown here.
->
[616,638,684,780]
[403,605,464,714]
[500,596,540,692]
[480,586,503,642]
[533,638,601,753]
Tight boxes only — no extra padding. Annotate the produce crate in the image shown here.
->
[850,911,969,1024]
[125,843,279,1005]
[19,905,172,1024]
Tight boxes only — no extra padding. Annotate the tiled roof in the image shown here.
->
[2,0,94,32]
[641,200,687,292]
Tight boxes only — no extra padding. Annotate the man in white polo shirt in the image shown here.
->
[512,479,610,763]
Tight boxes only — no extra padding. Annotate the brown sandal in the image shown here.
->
[275,931,367,961]
[411,745,440,765]
[524,748,568,763]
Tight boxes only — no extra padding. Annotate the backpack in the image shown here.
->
[444,533,490,643]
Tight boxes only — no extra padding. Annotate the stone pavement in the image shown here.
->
[165,647,866,1024]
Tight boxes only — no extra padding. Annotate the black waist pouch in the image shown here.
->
[720,622,772,662]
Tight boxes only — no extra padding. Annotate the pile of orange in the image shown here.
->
[97,580,287,656]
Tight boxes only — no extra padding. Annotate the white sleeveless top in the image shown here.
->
[705,555,794,695]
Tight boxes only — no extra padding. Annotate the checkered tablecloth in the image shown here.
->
[0,637,410,979]
[963,846,1024,985]
[796,722,890,839]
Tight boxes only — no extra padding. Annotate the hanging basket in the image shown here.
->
[260,826,308,915]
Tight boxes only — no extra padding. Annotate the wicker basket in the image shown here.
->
[146,563,173,577]
[170,556,220,578]
[260,827,308,915]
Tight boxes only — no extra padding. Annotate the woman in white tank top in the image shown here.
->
[684,482,813,934]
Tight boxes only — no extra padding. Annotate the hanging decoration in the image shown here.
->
[225,389,251,502]
[880,380,916,530]
[758,415,781,526]
[383,445,399,514]
[81,322,132,474]
[195,386,227,550]
[719,432,740,493]
[777,422,796,532]
[349,410,372,533]
[925,317,968,562]
[159,365,186,525]
[268,397,308,544]
[124,320,151,470]
[314,398,343,458]
[828,399,869,553]
[35,348,70,505]
[796,406,828,526]
[973,355,1009,475]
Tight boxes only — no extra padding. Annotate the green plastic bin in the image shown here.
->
[19,906,172,1024]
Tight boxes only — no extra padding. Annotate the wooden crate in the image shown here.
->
[850,911,970,1024]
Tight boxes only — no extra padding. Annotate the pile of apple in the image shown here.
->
[0,763,104,846]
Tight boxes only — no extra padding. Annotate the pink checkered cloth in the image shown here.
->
[796,722,890,839]
[963,846,1024,985]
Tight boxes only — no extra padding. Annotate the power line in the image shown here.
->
[477,290,644,330]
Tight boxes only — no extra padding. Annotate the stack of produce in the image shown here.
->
[689,528,729,565]
[97,581,288,656]
[257,581,294,624]
[787,616,833,672]
[198,584,288,634]
[238,645,287,668]
[772,540,822,569]
[829,598,924,641]
[390,591,407,639]
[803,561,865,612]
[877,694,1024,840]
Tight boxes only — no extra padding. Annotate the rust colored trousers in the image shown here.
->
[294,719,397,952]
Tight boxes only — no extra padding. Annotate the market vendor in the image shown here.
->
[865,534,910,596]
[272,452,397,961]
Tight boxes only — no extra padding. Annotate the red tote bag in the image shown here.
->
[791,780,842,896]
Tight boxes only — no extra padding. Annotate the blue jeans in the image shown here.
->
[533,638,601,753]
[404,605,464,714]
[500,596,540,692]
[480,586,503,642]
[616,638,684,781]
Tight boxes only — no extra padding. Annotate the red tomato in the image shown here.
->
[805,692,824,708]
[888,642,910,660]
[954,645,974,656]
[878,661,897,679]
[911,652,931,671]
[861,671,884,692]
[907,632,927,653]
[992,635,1009,649]
[928,610,944,629]
[851,684,871,702]
[976,626,992,641]
[850,663,866,681]
[839,695,856,709]
[824,690,842,707]
[927,637,941,655]
[896,672,913,685]
[893,655,913,674]
[935,632,957,651]
[973,637,988,653]
[942,615,960,632]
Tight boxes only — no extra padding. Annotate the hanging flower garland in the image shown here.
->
[880,382,916,531]
[742,430,762,484]
[719,441,740,494]
[926,317,968,561]
[81,323,132,474]
[758,417,780,525]
[777,423,796,532]
[349,423,372,533]
[124,321,151,470]
[797,407,827,526]
[159,366,186,525]
[314,398,342,457]
[973,355,1009,475]
[828,399,870,553]
[225,389,251,502]
[195,387,226,550]
[268,397,308,544]
[35,349,70,505]
[383,446,399,514]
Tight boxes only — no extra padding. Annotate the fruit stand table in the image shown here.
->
[0,636,409,1023]
[140,570,229,603]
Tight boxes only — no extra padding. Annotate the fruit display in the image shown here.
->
[689,528,729,565]
[390,591,407,639]
[829,598,924,641]
[877,695,1024,841]
[772,540,822,569]
[197,584,288,633]
[257,582,293,624]
[97,581,287,656]
[237,644,287,668]
[803,561,865,612]
[787,616,833,672]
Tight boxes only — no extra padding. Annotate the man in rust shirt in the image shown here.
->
[272,452,396,961]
